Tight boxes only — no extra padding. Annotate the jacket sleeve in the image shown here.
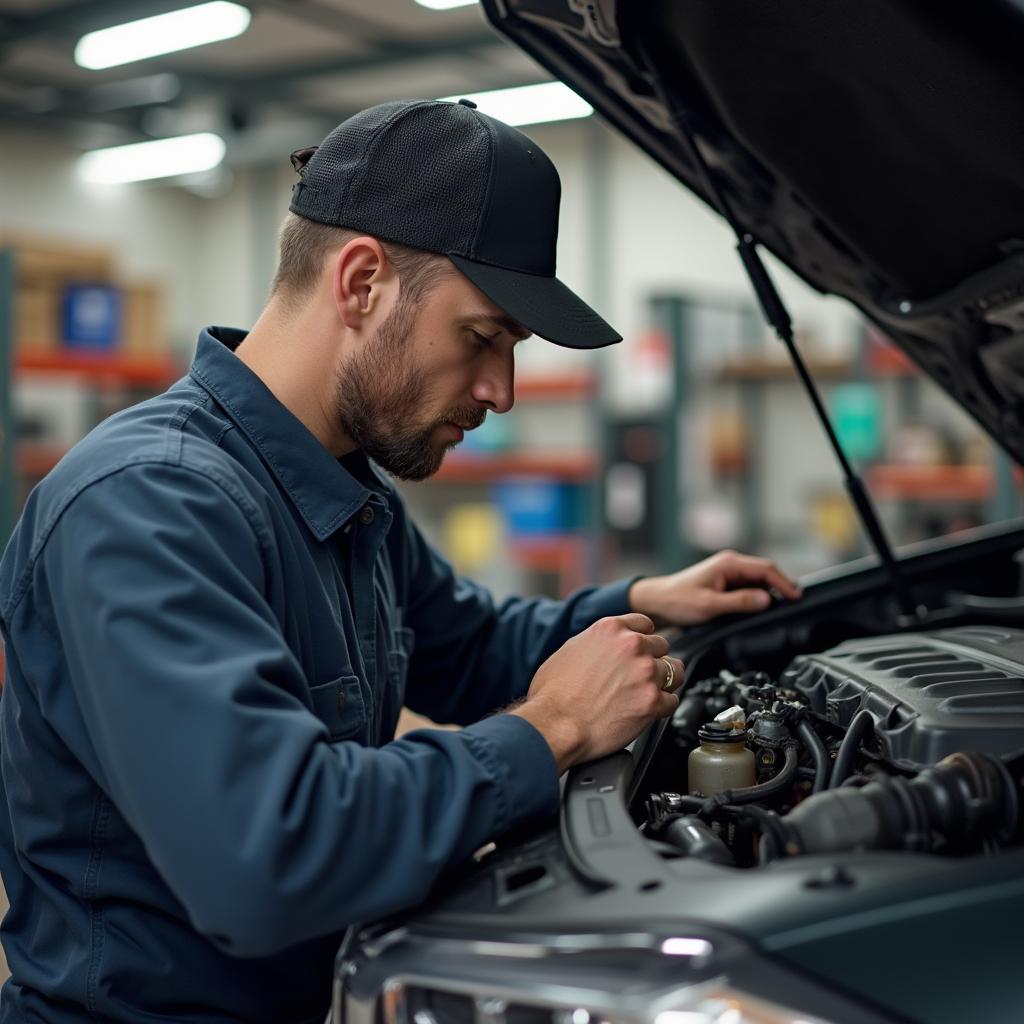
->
[398,504,638,726]
[38,462,559,958]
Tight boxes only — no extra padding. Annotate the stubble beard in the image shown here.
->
[334,297,485,481]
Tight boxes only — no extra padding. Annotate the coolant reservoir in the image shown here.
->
[688,723,757,796]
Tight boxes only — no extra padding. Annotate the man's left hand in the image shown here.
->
[628,550,802,628]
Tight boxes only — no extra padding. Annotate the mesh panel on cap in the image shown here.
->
[342,103,492,255]
[290,100,413,225]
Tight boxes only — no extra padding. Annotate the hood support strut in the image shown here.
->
[638,52,917,618]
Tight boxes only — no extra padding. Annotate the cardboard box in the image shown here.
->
[3,236,115,353]
[0,235,114,283]
[2,237,167,357]
[119,281,166,355]
[15,280,61,351]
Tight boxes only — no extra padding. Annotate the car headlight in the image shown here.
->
[384,983,833,1024]
[654,994,833,1024]
[336,927,885,1024]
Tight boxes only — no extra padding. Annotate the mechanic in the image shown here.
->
[0,99,800,1024]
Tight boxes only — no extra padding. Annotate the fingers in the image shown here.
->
[617,612,656,634]
[660,655,684,692]
[641,633,670,658]
[655,689,680,717]
[706,587,778,616]
[763,563,802,600]
[719,552,802,601]
[598,610,663,651]
[620,620,670,659]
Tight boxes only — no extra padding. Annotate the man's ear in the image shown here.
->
[331,236,396,329]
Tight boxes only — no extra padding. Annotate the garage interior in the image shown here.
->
[2,0,1023,1008]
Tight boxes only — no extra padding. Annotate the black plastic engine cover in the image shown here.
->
[783,626,1024,765]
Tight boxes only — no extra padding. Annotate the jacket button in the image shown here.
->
[359,506,375,525]
[337,690,346,708]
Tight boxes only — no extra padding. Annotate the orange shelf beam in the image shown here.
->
[509,534,589,596]
[515,373,596,400]
[510,535,586,566]
[867,345,918,376]
[717,356,917,381]
[16,445,66,477]
[867,464,1024,501]
[432,452,597,483]
[15,349,181,387]
[718,357,853,381]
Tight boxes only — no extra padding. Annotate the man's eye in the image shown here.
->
[470,330,494,350]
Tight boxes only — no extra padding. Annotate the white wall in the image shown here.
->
[0,114,865,327]
[2,114,873,574]
[0,129,203,353]
[0,133,297,357]
[0,115,860,366]
[188,164,294,332]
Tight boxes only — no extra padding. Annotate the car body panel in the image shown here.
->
[355,522,1024,1024]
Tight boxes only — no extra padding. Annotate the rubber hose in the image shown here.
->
[702,742,799,814]
[796,718,831,793]
[829,710,874,790]
[663,815,735,865]
[728,803,788,863]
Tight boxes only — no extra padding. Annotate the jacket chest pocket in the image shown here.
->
[308,675,368,741]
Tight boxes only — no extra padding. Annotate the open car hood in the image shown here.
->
[481,0,1024,462]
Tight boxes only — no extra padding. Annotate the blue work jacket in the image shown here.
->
[0,327,635,1024]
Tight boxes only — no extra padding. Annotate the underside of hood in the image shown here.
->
[481,0,1024,461]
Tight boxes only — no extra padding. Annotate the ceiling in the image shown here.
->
[0,0,548,165]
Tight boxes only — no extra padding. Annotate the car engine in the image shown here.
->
[640,625,1024,868]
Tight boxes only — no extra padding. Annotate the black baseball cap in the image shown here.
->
[288,98,621,349]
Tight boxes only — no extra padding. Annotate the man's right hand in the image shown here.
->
[510,613,684,774]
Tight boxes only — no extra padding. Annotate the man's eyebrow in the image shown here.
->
[468,313,531,342]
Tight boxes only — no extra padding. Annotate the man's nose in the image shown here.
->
[471,352,515,414]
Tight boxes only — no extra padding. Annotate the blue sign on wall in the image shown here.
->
[62,284,121,349]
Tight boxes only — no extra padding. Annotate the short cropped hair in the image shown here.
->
[270,212,451,307]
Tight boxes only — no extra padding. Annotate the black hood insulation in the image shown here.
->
[481,0,1024,460]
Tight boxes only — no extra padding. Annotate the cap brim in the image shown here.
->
[449,254,622,349]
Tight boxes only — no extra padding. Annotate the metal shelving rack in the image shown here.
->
[0,243,179,550]
[661,294,1022,564]
[406,372,604,597]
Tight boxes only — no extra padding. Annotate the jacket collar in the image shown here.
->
[189,326,384,541]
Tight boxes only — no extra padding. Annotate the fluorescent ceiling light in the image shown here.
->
[79,133,226,184]
[74,2,251,70]
[438,82,593,126]
[416,0,477,8]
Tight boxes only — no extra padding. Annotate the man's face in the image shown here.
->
[334,267,528,480]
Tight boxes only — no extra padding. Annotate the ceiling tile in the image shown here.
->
[151,8,369,73]
[1,40,101,87]
[0,0,69,12]
[294,61,488,114]
[291,40,546,114]
[311,0,491,43]
[0,0,551,151]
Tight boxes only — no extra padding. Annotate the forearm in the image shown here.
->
[406,576,642,724]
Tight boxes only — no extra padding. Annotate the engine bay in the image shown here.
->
[636,625,1024,869]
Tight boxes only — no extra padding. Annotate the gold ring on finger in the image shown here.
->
[660,656,675,691]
